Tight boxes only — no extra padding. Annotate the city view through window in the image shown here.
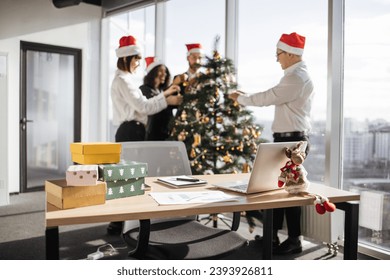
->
[342,0,390,253]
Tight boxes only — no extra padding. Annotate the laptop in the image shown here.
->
[213,141,307,194]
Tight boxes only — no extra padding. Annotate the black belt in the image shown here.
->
[124,120,143,126]
[273,131,307,138]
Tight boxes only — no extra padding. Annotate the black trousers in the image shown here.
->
[273,133,310,238]
[115,121,146,142]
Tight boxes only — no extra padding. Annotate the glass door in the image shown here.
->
[20,42,81,192]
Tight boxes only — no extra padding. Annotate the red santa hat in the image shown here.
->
[115,35,142,58]
[276,32,305,56]
[186,43,204,56]
[145,56,164,74]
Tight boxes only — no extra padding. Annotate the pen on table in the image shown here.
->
[176,177,200,182]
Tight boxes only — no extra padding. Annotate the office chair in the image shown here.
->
[120,141,248,259]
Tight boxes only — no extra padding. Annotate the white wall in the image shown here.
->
[0,0,103,194]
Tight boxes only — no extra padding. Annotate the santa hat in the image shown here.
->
[276,32,305,56]
[186,43,204,56]
[115,35,142,58]
[145,56,164,74]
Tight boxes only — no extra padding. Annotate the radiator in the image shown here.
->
[301,205,345,244]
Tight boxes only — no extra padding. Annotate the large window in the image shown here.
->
[237,0,328,183]
[165,0,226,76]
[343,0,390,255]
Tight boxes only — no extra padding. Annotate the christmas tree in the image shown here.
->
[169,37,263,175]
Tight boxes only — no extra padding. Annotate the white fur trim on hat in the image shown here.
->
[116,45,142,58]
[146,60,164,74]
[277,41,304,56]
[187,48,204,56]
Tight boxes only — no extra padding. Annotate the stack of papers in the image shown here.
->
[149,191,241,205]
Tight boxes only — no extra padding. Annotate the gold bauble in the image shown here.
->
[243,127,250,136]
[216,116,223,124]
[190,148,196,158]
[195,110,202,120]
[181,110,187,121]
[192,133,201,147]
[202,116,210,123]
[178,131,186,141]
[242,163,250,173]
[223,152,233,163]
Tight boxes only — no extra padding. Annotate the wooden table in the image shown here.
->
[46,173,360,259]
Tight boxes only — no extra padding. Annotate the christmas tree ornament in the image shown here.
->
[223,152,233,163]
[181,110,187,121]
[202,116,210,124]
[192,133,201,147]
[216,116,223,123]
[190,148,196,158]
[243,127,250,136]
[195,110,202,120]
[178,131,187,141]
[242,163,250,173]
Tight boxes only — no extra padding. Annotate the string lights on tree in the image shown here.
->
[169,36,265,175]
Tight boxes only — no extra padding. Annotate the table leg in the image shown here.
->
[46,226,59,260]
[126,219,151,258]
[336,201,359,260]
[262,209,273,260]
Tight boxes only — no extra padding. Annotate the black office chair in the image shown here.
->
[120,141,248,259]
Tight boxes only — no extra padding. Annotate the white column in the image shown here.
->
[326,0,345,189]
[225,0,239,64]
[155,1,166,60]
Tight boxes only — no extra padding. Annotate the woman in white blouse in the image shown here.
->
[108,35,182,235]
[111,35,182,142]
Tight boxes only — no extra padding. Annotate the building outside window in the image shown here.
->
[343,0,390,255]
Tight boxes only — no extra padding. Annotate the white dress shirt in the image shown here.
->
[237,61,314,133]
[111,70,168,126]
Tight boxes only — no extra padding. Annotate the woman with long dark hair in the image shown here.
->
[140,57,177,140]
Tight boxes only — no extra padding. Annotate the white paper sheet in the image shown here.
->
[149,191,241,205]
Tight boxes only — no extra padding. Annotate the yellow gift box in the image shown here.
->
[70,142,121,164]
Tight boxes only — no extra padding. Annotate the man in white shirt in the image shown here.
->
[229,32,314,255]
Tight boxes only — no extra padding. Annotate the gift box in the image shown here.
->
[99,160,148,199]
[105,177,146,200]
[70,142,121,164]
[66,165,98,186]
[45,179,106,209]
[98,160,148,181]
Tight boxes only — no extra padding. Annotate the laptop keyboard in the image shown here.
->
[231,184,248,191]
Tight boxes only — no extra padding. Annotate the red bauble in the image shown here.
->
[315,203,326,215]
[323,201,336,212]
